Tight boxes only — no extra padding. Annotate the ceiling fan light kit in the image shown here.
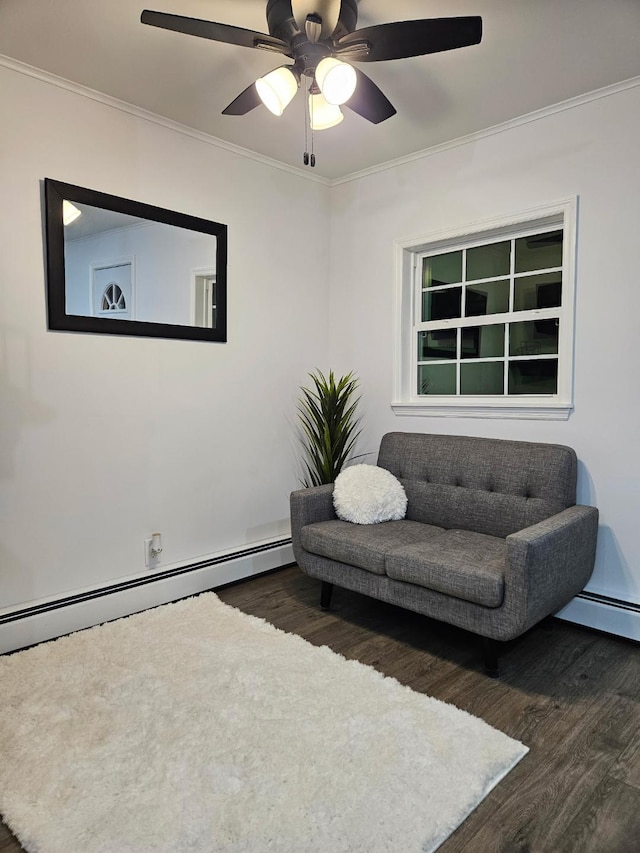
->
[255,66,299,116]
[141,1,482,160]
[309,92,344,129]
[315,56,357,105]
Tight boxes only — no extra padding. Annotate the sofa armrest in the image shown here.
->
[290,484,337,564]
[505,504,599,629]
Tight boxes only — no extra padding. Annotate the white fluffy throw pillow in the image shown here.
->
[333,464,407,525]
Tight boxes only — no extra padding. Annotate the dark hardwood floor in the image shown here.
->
[2,565,640,851]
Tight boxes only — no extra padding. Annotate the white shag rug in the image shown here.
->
[0,593,527,853]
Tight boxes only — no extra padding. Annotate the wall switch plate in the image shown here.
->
[144,536,162,569]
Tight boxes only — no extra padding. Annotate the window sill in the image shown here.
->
[390,399,573,421]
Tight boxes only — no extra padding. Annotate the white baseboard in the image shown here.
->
[0,538,293,655]
[5,555,637,656]
[556,593,640,643]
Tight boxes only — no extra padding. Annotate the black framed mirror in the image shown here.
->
[44,179,227,342]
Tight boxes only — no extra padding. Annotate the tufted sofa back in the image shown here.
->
[377,432,577,539]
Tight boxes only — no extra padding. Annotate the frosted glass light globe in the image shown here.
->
[62,200,81,226]
[255,67,298,116]
[309,93,344,130]
[315,58,357,105]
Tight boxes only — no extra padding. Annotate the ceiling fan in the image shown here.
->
[141,1,482,130]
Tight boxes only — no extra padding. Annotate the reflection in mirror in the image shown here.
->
[63,203,218,327]
[44,180,227,342]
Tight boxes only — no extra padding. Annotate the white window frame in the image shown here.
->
[392,198,577,420]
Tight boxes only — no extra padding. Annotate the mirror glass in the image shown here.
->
[44,179,227,342]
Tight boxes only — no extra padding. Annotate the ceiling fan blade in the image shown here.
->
[291,0,342,39]
[336,16,482,62]
[344,69,396,124]
[221,83,262,116]
[141,10,291,55]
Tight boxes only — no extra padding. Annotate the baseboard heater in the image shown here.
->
[7,571,634,628]
[0,538,294,654]
[3,547,639,650]
[578,590,640,614]
[556,589,640,643]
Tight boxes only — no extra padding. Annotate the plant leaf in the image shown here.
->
[296,369,362,486]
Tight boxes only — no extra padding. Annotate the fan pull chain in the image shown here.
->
[303,83,316,168]
[303,89,309,166]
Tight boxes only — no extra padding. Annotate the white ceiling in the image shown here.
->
[2,0,640,180]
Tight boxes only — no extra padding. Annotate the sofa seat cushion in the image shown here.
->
[385,529,506,607]
[301,519,445,575]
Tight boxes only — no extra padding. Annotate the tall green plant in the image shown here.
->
[297,369,362,487]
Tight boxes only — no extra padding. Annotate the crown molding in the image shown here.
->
[330,74,640,187]
[0,53,330,186]
[2,52,639,189]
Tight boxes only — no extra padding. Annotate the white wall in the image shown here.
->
[0,63,330,615]
[2,57,639,646]
[328,83,640,614]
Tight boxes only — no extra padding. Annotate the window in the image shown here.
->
[393,200,577,419]
[100,282,127,313]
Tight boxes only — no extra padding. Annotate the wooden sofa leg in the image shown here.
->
[320,582,334,610]
[482,637,500,678]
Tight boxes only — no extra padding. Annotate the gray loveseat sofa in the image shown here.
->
[290,432,599,676]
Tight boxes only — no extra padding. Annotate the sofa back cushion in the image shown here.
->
[377,432,577,538]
